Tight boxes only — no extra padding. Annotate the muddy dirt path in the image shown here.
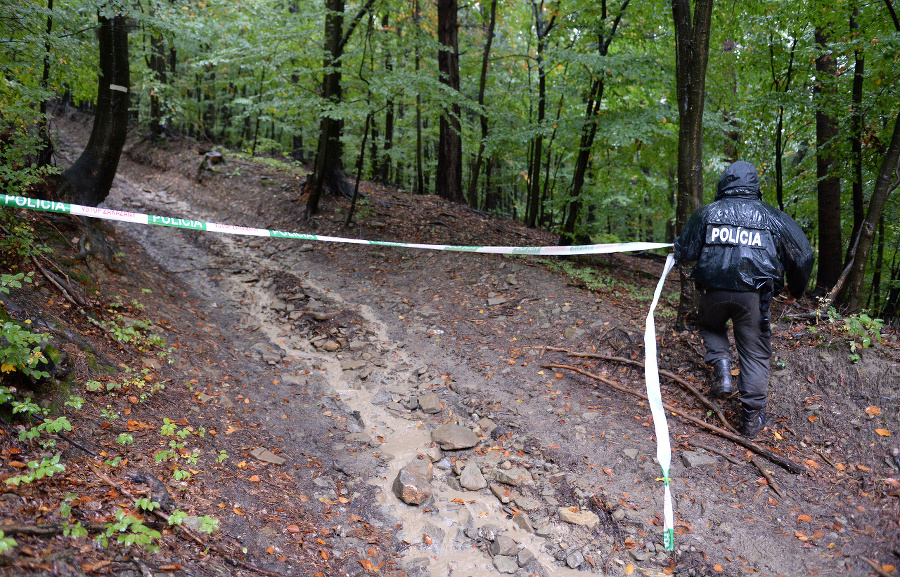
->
[51,117,899,576]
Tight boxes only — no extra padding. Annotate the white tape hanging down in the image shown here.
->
[644,253,676,550]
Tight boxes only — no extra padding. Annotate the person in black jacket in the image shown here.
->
[674,161,814,438]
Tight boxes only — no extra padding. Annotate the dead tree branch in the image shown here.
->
[542,362,805,474]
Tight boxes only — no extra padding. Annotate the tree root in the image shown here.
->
[63,216,125,275]
[541,362,805,474]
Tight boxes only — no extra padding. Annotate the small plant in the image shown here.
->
[824,307,884,363]
[0,531,16,553]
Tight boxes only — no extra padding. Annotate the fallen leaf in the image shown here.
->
[883,564,896,573]
[224,426,238,435]
[773,430,783,440]
[266,546,274,554]
[808,415,818,422]
[857,464,871,471]
[625,563,634,575]
[795,531,808,541]
[798,514,812,522]
[876,429,891,437]
[835,463,846,471]
[7,461,26,469]
[126,419,151,431]
[286,524,301,533]
[359,559,375,571]
[805,459,819,468]
[714,565,723,572]
[159,563,183,572]
[249,475,260,482]
[320,549,328,560]
[233,506,245,516]
[81,561,111,571]
[866,406,882,416]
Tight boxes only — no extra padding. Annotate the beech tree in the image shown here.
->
[435,0,462,203]
[56,6,130,207]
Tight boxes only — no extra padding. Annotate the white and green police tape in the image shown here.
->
[2,193,677,550]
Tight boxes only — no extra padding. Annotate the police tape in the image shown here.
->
[645,253,676,550]
[2,192,678,548]
[1,194,672,256]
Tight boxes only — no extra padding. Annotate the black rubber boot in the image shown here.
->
[710,358,734,399]
[738,407,767,439]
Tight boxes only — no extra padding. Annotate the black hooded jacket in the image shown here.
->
[674,161,814,296]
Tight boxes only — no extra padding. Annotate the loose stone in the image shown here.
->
[557,507,600,529]
[460,461,488,491]
[491,535,518,556]
[392,458,433,505]
[431,424,479,450]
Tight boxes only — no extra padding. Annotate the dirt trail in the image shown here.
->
[42,117,900,577]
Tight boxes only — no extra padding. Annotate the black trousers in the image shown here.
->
[698,289,771,411]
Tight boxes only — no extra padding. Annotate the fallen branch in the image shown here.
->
[91,468,285,577]
[542,362,805,474]
[543,346,738,436]
[56,431,99,457]
[860,556,893,577]
[749,455,785,497]
[0,521,106,536]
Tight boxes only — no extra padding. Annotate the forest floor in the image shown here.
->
[1,111,899,577]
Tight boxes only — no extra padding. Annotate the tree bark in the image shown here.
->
[526,1,554,227]
[558,0,630,245]
[671,0,714,329]
[468,0,498,208]
[305,0,376,216]
[814,28,842,290]
[846,9,865,264]
[436,0,463,203]
[306,0,346,217]
[842,96,900,312]
[56,10,130,207]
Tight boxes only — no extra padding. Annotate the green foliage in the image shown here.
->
[0,531,16,553]
[824,307,885,363]
[1,321,49,379]
[5,454,65,486]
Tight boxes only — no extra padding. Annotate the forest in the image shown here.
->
[2,0,900,315]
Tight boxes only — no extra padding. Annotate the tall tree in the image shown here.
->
[305,0,377,217]
[525,0,556,228]
[467,0,498,208]
[814,27,842,290]
[55,7,130,207]
[671,0,714,328]
[841,4,900,311]
[436,0,463,202]
[558,0,631,245]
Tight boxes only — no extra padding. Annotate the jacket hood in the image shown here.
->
[715,161,761,200]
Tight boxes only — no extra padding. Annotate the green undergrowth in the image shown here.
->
[535,257,677,314]
[1,209,221,558]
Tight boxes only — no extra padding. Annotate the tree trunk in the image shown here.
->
[56,11,130,207]
[814,28,842,290]
[37,0,54,168]
[305,0,376,216]
[672,0,714,330]
[413,0,425,194]
[306,0,345,216]
[847,9,865,263]
[526,1,554,227]
[559,0,630,245]
[436,0,463,202]
[468,0,498,208]
[842,107,900,312]
[772,36,796,212]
